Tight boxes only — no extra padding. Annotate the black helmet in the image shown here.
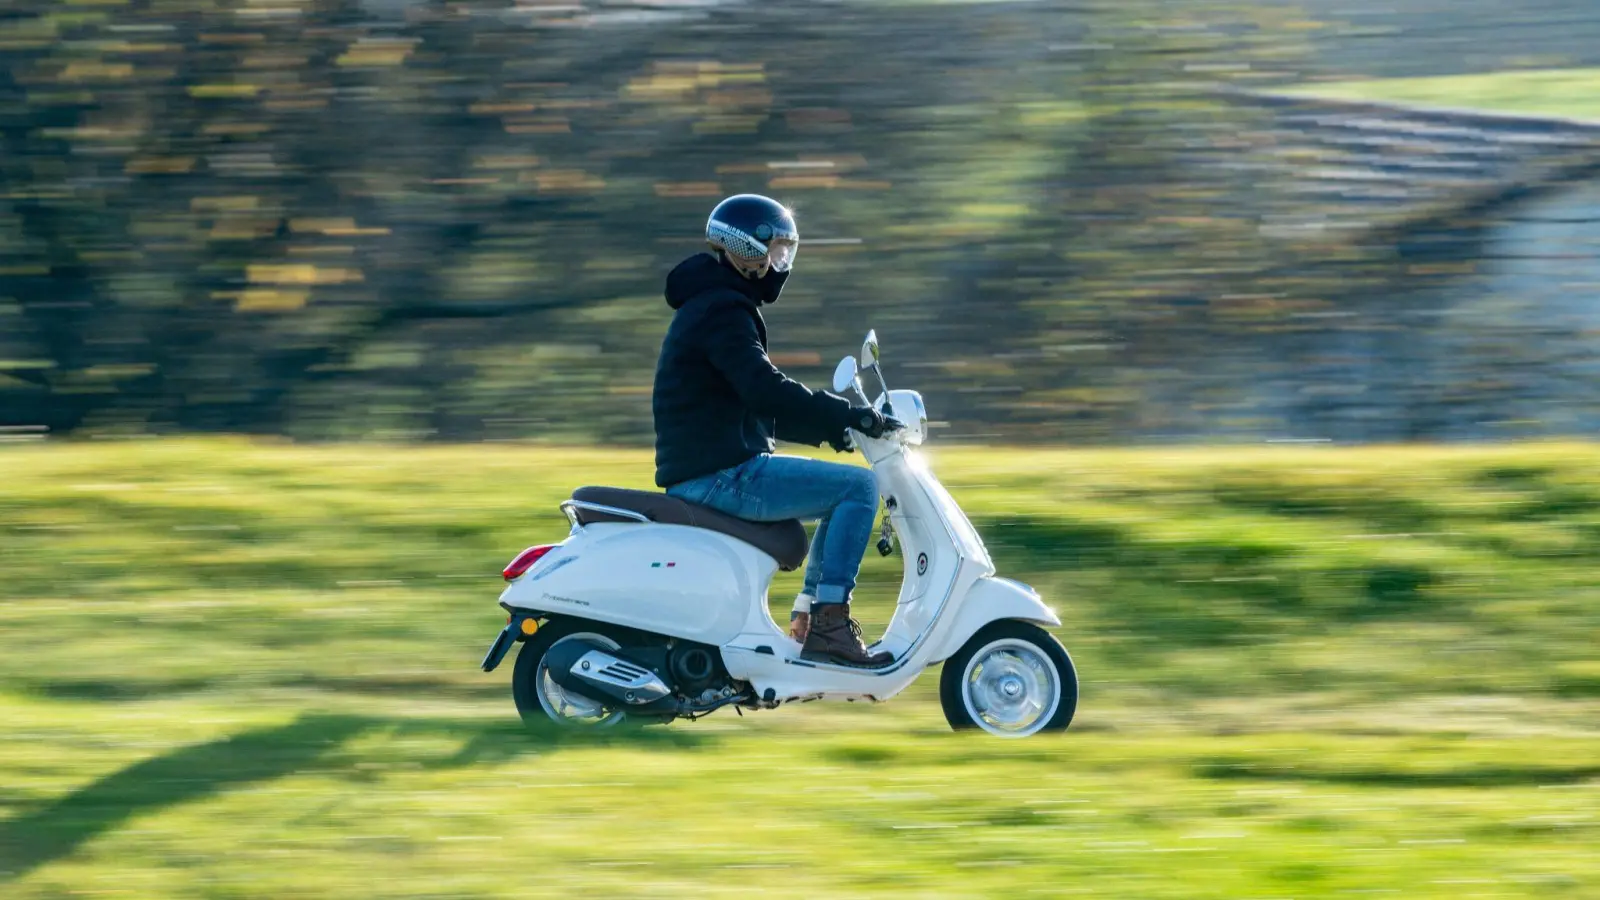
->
[706,194,799,273]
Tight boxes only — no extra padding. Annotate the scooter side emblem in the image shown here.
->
[916,552,928,576]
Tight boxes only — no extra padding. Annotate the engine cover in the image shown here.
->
[544,640,672,707]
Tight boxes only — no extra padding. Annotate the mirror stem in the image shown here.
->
[872,367,893,416]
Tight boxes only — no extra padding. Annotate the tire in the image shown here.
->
[511,618,629,730]
[939,620,1077,736]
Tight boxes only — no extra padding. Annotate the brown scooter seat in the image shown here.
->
[569,486,809,572]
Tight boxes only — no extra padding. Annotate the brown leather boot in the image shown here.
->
[801,602,892,667]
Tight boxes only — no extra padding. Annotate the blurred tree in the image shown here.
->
[1,0,1527,443]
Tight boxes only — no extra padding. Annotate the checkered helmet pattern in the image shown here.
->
[705,194,798,262]
[707,219,769,260]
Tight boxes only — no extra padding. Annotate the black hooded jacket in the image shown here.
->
[652,253,854,488]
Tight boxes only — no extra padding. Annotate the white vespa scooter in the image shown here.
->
[481,331,1077,737]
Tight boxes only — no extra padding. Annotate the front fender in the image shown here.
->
[927,576,1061,663]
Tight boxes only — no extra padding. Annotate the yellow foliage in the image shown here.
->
[191,196,260,212]
[126,157,196,174]
[530,170,605,192]
[230,289,310,311]
[59,62,135,81]
[289,218,356,233]
[335,40,415,68]
[474,155,541,170]
[83,364,156,378]
[504,119,570,135]
[625,74,700,100]
[692,115,766,135]
[469,103,537,115]
[287,219,390,237]
[322,226,391,237]
[187,83,263,98]
[246,265,363,286]
[208,220,276,240]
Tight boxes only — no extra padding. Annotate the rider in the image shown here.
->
[653,193,896,668]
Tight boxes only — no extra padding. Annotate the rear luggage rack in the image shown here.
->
[560,500,651,528]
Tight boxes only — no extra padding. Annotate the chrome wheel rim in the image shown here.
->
[536,633,625,727]
[961,638,1060,737]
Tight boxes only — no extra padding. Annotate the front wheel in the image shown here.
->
[939,621,1077,736]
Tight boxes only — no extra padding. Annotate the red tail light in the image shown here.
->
[503,545,556,581]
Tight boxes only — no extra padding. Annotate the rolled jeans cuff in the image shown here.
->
[814,584,850,605]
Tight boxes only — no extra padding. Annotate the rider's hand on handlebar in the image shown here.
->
[828,432,855,454]
[850,406,898,439]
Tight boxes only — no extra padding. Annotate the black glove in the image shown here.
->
[828,433,854,454]
[850,406,895,439]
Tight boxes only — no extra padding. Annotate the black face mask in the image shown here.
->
[755,267,790,306]
[719,251,790,305]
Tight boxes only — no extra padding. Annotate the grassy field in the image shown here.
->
[1,439,1597,898]
[1286,67,1600,120]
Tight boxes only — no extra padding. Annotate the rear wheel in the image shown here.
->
[939,621,1077,736]
[512,619,627,729]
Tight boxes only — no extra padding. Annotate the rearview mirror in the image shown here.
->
[859,330,880,371]
[832,356,860,395]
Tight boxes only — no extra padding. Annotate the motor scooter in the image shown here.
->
[480,331,1077,736]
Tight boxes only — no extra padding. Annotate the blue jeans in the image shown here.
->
[666,454,877,605]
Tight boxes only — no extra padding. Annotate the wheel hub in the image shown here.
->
[961,638,1061,737]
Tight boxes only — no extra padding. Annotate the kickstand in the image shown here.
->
[734,706,743,716]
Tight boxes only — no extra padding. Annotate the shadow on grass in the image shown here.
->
[0,712,713,881]
[1196,759,1600,788]
[22,675,505,703]
[26,678,222,702]
[1208,481,1440,532]
[0,715,367,881]
[981,515,1293,586]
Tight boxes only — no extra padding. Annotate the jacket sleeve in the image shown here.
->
[700,301,853,440]
[775,396,851,447]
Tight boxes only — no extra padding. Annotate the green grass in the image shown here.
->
[1286,67,1600,120]
[1,439,1597,897]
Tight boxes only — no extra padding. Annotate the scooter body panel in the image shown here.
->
[499,522,774,647]
[923,575,1061,663]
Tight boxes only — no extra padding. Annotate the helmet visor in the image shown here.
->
[768,238,798,273]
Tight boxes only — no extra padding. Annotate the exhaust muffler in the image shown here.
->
[544,641,672,706]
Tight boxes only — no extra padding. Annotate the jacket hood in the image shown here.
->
[664,252,789,310]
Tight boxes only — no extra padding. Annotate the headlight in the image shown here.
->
[886,389,928,446]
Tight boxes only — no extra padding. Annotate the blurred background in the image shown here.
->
[3,1,1599,898]
[4,0,1600,445]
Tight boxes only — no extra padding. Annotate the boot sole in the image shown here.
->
[799,650,894,669]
